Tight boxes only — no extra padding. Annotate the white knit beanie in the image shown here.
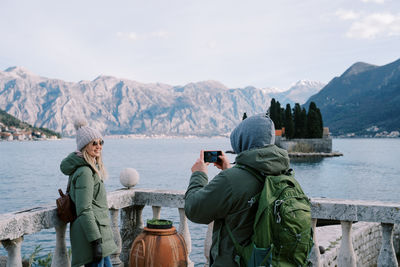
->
[74,118,103,151]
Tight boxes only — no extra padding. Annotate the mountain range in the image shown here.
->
[305,58,400,136]
[270,80,325,107]
[0,67,322,136]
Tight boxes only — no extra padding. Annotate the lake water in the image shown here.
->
[1,137,400,265]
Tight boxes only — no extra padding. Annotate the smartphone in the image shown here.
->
[204,151,222,163]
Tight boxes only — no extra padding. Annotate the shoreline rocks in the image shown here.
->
[288,151,343,158]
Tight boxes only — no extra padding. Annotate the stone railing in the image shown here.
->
[310,198,400,267]
[0,189,399,267]
[0,189,192,267]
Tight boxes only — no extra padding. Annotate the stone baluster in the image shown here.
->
[203,222,214,267]
[51,221,70,267]
[152,206,161,219]
[2,236,23,267]
[178,208,194,267]
[110,209,123,267]
[309,218,320,266]
[134,205,145,235]
[120,205,145,266]
[338,221,356,267]
[378,223,398,267]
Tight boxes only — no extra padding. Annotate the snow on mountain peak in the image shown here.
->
[261,87,285,94]
[290,80,324,88]
[269,80,326,105]
[4,66,37,78]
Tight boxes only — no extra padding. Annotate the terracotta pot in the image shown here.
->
[129,226,188,267]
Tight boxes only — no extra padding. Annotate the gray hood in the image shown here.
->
[230,114,276,154]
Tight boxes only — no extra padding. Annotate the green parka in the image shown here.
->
[185,145,289,267]
[60,152,117,267]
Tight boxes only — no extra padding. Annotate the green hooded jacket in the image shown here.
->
[60,152,117,267]
[185,145,289,267]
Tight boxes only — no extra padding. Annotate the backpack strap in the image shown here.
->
[237,164,297,202]
[225,222,244,256]
[224,164,265,262]
[66,176,72,193]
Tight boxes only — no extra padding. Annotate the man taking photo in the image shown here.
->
[185,114,291,266]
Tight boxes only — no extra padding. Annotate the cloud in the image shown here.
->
[361,0,385,4]
[207,41,217,49]
[116,32,138,41]
[335,9,360,20]
[336,10,400,39]
[346,13,400,39]
[150,31,169,39]
[116,31,169,41]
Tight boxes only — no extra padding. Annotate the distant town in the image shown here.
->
[340,125,400,138]
[0,122,59,141]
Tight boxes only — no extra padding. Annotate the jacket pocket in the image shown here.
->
[94,211,115,251]
[95,212,111,226]
[248,244,272,267]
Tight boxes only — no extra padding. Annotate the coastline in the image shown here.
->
[103,134,230,139]
[1,133,399,143]
[288,151,343,157]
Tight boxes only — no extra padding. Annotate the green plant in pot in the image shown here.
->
[146,219,173,229]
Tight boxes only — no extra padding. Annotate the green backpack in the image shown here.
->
[226,164,313,267]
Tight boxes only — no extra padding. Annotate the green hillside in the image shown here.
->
[0,109,61,138]
[305,58,400,136]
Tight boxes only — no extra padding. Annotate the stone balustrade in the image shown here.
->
[0,189,399,267]
[310,198,400,267]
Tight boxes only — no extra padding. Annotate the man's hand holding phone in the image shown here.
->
[191,150,209,174]
[209,151,231,170]
[191,150,232,174]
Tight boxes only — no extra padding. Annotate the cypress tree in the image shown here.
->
[284,103,294,139]
[275,101,282,129]
[270,98,283,129]
[307,102,322,138]
[270,100,324,138]
[306,109,318,138]
[280,105,285,130]
[269,98,277,127]
[293,103,302,138]
[316,107,323,137]
[300,107,307,138]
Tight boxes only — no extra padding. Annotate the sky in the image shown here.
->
[0,0,399,90]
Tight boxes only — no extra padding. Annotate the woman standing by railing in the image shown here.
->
[60,119,117,267]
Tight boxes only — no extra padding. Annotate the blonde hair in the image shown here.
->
[82,145,108,180]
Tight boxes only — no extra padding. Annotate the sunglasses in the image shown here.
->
[92,140,104,146]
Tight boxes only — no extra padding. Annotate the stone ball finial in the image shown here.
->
[120,168,140,189]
